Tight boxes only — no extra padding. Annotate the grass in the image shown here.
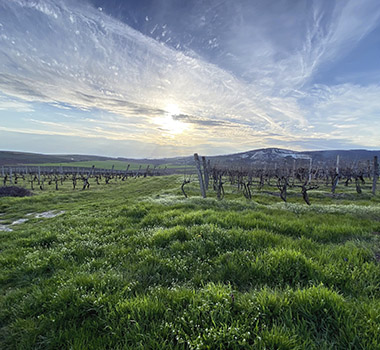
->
[26,160,192,170]
[26,160,154,170]
[1,175,380,349]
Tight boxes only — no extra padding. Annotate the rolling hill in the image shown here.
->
[1,148,379,167]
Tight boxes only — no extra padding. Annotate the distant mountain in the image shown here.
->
[0,151,116,166]
[1,148,379,167]
[0,150,184,167]
[302,149,380,165]
[210,148,311,163]
[206,148,380,167]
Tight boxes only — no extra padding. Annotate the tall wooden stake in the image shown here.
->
[9,167,13,185]
[367,160,371,179]
[336,155,340,175]
[331,155,340,193]
[202,156,209,190]
[308,158,312,184]
[372,156,379,195]
[292,159,296,185]
[194,153,206,198]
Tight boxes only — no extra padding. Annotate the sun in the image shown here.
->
[155,103,188,136]
[165,103,181,116]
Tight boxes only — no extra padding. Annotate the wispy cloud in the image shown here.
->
[0,0,380,156]
[172,114,237,127]
[301,83,380,148]
[0,93,34,112]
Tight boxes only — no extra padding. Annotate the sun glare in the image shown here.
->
[155,103,188,136]
[166,103,181,116]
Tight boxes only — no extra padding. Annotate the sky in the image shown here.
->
[0,0,380,158]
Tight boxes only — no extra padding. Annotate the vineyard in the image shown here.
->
[0,163,174,192]
[1,154,378,205]
[191,154,379,204]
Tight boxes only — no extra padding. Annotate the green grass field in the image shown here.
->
[27,160,191,171]
[1,176,380,349]
[27,160,153,171]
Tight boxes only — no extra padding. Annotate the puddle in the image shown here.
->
[34,211,65,219]
[0,211,65,232]
[0,224,13,232]
[26,211,65,219]
[12,218,28,225]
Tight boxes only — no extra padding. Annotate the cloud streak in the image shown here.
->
[0,0,380,156]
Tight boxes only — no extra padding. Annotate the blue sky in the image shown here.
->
[0,0,380,158]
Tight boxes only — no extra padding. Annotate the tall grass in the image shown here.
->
[1,176,380,349]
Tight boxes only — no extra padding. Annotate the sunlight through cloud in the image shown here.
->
[153,103,189,137]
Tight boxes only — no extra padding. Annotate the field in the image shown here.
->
[24,161,192,172]
[26,161,156,171]
[27,160,148,170]
[0,150,193,170]
[1,176,380,349]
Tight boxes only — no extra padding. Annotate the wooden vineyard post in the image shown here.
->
[194,153,206,198]
[336,155,340,176]
[308,158,312,184]
[332,155,340,193]
[9,167,13,185]
[38,166,41,185]
[122,164,130,180]
[1,166,4,177]
[372,156,379,195]
[216,173,224,200]
[59,166,63,186]
[367,160,371,179]
[144,165,150,177]
[202,156,209,190]
[292,159,296,185]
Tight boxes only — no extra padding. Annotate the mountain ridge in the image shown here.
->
[1,148,379,166]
